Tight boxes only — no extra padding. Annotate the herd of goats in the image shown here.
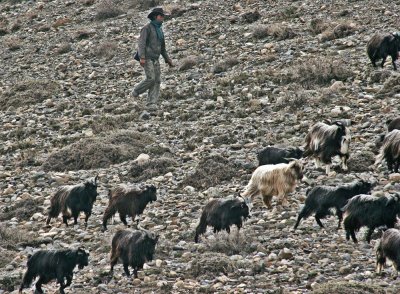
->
[13,31,400,293]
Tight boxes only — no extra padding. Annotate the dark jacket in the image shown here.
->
[138,23,169,61]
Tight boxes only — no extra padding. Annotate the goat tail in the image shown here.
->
[241,183,259,200]
[102,204,117,231]
[194,213,207,243]
[374,151,384,167]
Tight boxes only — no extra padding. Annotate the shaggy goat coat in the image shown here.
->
[375,130,400,172]
[194,197,250,243]
[367,33,400,70]
[19,248,89,294]
[294,180,373,229]
[304,121,350,174]
[110,229,158,278]
[257,146,303,166]
[46,176,98,227]
[242,160,303,208]
[376,228,400,274]
[102,184,157,231]
[342,193,400,243]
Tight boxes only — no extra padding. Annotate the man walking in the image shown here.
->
[131,7,173,110]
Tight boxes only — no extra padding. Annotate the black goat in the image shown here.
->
[19,248,89,294]
[377,117,400,151]
[294,180,373,230]
[194,197,251,243]
[375,130,400,172]
[367,32,400,70]
[46,176,98,227]
[257,146,303,166]
[343,193,400,243]
[102,184,157,231]
[376,228,400,275]
[304,121,351,174]
[110,229,158,278]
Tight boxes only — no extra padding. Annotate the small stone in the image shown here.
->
[278,248,293,260]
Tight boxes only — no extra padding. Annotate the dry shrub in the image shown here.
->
[130,0,164,10]
[128,157,177,181]
[241,10,261,24]
[94,41,118,59]
[253,24,296,40]
[0,21,8,36]
[52,17,71,28]
[75,29,95,40]
[56,43,72,54]
[275,87,314,111]
[312,281,385,294]
[0,198,43,222]
[253,25,269,39]
[190,252,235,278]
[212,57,239,74]
[4,37,21,51]
[0,250,15,269]
[348,151,375,172]
[42,130,154,171]
[0,225,38,250]
[89,114,138,134]
[179,56,198,71]
[287,57,352,89]
[0,80,60,110]
[95,0,123,20]
[377,73,400,97]
[309,18,330,35]
[319,21,358,41]
[268,24,296,40]
[203,230,257,255]
[181,154,237,189]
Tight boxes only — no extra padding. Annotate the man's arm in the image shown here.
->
[161,40,171,65]
[138,25,148,60]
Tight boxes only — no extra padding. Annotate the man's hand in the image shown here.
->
[140,58,146,67]
[167,59,174,67]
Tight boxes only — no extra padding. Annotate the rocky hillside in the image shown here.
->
[1,0,400,293]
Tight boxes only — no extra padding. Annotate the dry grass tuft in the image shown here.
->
[319,21,358,42]
[128,157,177,181]
[42,130,154,171]
[286,57,352,89]
[0,198,43,222]
[56,43,72,55]
[179,56,198,71]
[95,0,123,21]
[181,154,237,189]
[0,80,60,110]
[253,24,296,40]
[212,57,239,74]
[203,230,257,255]
[190,252,236,278]
[312,281,385,294]
[94,41,118,59]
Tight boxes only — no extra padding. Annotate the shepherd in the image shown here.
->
[131,7,174,110]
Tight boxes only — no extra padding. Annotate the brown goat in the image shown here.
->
[102,184,157,231]
[242,160,304,208]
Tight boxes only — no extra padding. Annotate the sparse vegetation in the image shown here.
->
[181,154,237,189]
[95,0,123,21]
[312,281,385,294]
[287,57,352,88]
[0,198,43,222]
[190,252,235,277]
[93,41,118,59]
[42,130,154,171]
[128,157,177,181]
[212,57,239,74]
[0,80,60,110]
[253,24,296,40]
[179,56,198,71]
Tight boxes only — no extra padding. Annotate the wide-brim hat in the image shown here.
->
[147,7,169,19]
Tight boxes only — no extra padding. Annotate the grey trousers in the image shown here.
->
[134,59,161,105]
